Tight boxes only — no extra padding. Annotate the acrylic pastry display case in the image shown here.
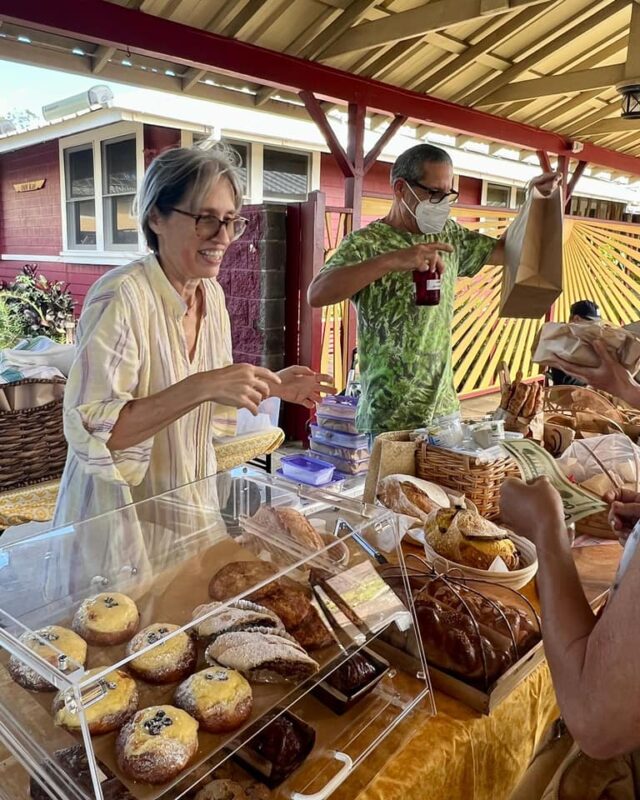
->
[0,468,432,800]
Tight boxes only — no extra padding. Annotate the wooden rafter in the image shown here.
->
[461,0,629,106]
[91,44,115,74]
[321,0,550,60]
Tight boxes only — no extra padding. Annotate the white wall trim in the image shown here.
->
[250,142,264,204]
[1,252,140,266]
[310,151,321,192]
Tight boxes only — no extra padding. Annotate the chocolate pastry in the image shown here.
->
[326,653,378,695]
[243,713,315,786]
[29,746,133,800]
[205,628,319,683]
[192,599,284,642]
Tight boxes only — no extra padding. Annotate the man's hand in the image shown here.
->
[273,366,337,409]
[544,340,639,405]
[500,476,567,551]
[389,241,454,277]
[604,487,640,544]
[530,171,562,197]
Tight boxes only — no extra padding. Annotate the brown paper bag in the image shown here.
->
[362,431,417,504]
[500,186,563,319]
[533,321,640,374]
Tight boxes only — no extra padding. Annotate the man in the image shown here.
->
[548,299,601,387]
[308,143,558,435]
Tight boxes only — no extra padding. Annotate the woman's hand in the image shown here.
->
[604,487,640,544]
[199,363,280,415]
[500,476,567,551]
[273,366,337,409]
[545,340,640,406]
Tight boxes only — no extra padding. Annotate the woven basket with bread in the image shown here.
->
[495,364,544,440]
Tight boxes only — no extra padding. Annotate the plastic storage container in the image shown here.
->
[308,450,370,476]
[310,424,369,451]
[0,468,431,800]
[316,396,358,420]
[310,439,370,463]
[279,453,335,485]
[316,413,359,435]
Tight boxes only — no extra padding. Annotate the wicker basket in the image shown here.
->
[416,442,519,520]
[0,378,67,492]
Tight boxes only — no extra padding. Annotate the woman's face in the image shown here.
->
[152,176,239,281]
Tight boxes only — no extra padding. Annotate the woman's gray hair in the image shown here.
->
[391,144,452,185]
[136,143,244,252]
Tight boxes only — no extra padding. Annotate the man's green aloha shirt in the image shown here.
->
[321,219,495,434]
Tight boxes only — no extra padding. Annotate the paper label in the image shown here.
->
[426,279,441,291]
[500,439,607,524]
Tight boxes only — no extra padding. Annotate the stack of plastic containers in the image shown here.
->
[308,396,370,476]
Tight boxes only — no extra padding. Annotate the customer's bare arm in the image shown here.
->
[501,477,640,759]
[308,242,453,307]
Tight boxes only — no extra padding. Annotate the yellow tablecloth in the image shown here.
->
[0,429,285,529]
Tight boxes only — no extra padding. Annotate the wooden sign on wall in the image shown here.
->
[13,179,46,192]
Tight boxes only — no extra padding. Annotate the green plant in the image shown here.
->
[0,295,23,349]
[1,265,75,342]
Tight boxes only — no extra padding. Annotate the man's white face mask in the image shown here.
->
[402,182,452,235]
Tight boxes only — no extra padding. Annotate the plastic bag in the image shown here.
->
[557,433,640,493]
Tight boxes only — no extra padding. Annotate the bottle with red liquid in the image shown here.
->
[413,268,441,306]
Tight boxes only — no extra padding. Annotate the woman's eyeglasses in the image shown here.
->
[410,181,459,205]
[170,208,248,241]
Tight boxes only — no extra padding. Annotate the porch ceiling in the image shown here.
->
[1,0,640,175]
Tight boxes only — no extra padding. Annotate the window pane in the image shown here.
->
[486,183,510,208]
[515,188,526,208]
[68,200,96,246]
[263,148,309,200]
[104,138,137,194]
[110,195,137,245]
[67,148,94,199]
[222,139,248,194]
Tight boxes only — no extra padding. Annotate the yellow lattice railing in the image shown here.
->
[320,201,640,396]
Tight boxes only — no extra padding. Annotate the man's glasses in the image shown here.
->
[170,208,248,241]
[410,181,459,205]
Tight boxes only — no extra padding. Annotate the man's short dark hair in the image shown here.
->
[391,144,453,185]
[570,300,600,321]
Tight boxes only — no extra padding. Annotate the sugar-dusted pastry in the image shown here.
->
[116,705,198,784]
[205,628,319,683]
[72,592,140,646]
[174,666,252,734]
[53,668,138,735]
[9,626,87,692]
[192,599,283,642]
[126,624,197,684]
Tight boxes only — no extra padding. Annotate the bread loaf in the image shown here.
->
[377,475,450,523]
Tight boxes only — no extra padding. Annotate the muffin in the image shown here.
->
[175,666,252,734]
[52,668,138,735]
[126,624,197,684]
[116,705,199,784]
[9,626,87,691]
[72,593,140,646]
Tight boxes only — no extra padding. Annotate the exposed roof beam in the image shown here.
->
[527,90,604,128]
[624,0,640,80]
[461,0,629,105]
[411,1,559,93]
[321,0,549,59]
[563,101,621,136]
[5,0,640,175]
[91,44,115,73]
[581,117,640,135]
[254,0,378,106]
[476,64,626,106]
[222,0,269,39]
[181,67,205,92]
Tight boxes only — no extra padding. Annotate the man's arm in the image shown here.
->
[308,241,453,307]
[501,478,640,759]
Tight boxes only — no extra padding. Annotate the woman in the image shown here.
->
[54,145,333,526]
[502,344,640,798]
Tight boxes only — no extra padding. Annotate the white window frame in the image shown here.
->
[481,179,526,209]
[262,144,312,204]
[59,121,145,263]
